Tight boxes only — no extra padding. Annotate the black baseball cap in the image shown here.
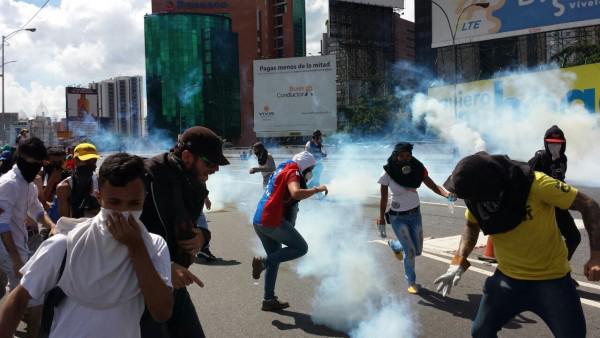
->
[179,126,230,166]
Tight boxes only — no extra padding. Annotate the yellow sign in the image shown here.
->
[428,63,600,118]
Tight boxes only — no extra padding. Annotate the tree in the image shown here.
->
[551,43,600,68]
[338,95,400,136]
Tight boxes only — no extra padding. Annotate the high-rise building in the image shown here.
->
[393,12,415,62]
[144,14,240,141]
[149,0,307,145]
[91,76,145,138]
[0,112,19,144]
[322,1,404,106]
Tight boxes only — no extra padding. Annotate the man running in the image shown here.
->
[249,142,276,189]
[252,151,328,311]
[435,151,600,338]
[140,126,229,338]
[377,142,451,294]
[0,137,56,337]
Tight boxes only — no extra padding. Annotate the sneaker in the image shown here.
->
[387,240,403,260]
[197,247,217,261]
[377,223,387,238]
[252,256,266,280]
[262,297,290,311]
[407,284,419,295]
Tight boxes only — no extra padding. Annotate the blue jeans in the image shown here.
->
[253,206,308,300]
[472,270,585,338]
[387,210,423,285]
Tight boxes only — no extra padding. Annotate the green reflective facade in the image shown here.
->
[293,0,306,57]
[145,13,240,140]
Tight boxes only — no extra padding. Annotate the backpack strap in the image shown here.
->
[40,251,67,338]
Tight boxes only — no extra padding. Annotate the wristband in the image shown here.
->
[451,255,471,270]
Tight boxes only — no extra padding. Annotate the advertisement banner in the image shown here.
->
[428,63,600,128]
[66,87,99,134]
[338,0,404,8]
[66,87,99,118]
[432,0,600,48]
[253,55,337,137]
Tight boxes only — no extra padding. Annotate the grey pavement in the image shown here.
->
[192,199,600,338]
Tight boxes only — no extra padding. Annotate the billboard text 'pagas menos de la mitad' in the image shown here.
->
[253,55,337,137]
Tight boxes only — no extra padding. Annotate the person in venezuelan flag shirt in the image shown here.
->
[251,151,328,312]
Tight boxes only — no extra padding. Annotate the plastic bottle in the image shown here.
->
[447,194,457,214]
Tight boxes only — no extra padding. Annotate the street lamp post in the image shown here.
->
[1,28,36,144]
[431,1,488,118]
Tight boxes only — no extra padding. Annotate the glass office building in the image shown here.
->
[145,13,240,140]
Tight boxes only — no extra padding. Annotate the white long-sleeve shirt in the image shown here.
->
[0,165,45,257]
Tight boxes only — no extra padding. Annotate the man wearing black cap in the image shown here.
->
[140,126,229,338]
[434,151,600,338]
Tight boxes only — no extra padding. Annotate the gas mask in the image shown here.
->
[547,143,562,161]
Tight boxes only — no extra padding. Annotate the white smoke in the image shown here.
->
[205,143,419,337]
[294,143,419,338]
[412,65,600,186]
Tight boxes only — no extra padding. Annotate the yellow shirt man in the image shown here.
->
[466,172,577,280]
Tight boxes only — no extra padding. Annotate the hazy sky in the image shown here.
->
[1,0,414,119]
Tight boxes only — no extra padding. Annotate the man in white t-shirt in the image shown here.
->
[376,142,451,294]
[0,153,173,338]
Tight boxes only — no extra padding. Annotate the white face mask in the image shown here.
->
[548,143,562,160]
[100,208,143,222]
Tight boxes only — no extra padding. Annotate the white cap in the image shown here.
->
[292,151,316,172]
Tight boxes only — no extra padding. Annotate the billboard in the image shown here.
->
[66,87,99,135]
[253,55,337,137]
[339,0,404,8]
[66,87,99,118]
[432,1,600,48]
[428,63,600,128]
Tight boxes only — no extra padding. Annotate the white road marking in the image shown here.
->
[421,251,600,309]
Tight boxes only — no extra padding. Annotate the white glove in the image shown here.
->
[433,264,465,297]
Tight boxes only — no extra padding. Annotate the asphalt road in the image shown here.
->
[4,152,599,338]
[190,197,600,338]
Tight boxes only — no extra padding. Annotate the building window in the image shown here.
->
[275,16,283,26]
[275,27,283,38]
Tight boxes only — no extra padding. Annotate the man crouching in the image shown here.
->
[0,153,173,338]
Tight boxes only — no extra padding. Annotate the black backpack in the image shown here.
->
[40,252,67,338]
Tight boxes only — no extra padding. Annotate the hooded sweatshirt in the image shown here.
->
[528,125,567,181]
[444,152,534,235]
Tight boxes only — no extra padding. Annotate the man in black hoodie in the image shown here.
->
[529,125,580,262]
[139,126,230,338]
[435,152,600,338]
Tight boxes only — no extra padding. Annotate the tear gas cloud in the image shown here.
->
[411,64,600,187]
[81,57,596,337]
[201,61,598,337]
[204,144,421,338]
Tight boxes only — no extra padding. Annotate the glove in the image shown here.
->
[433,265,465,297]
[433,256,471,297]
